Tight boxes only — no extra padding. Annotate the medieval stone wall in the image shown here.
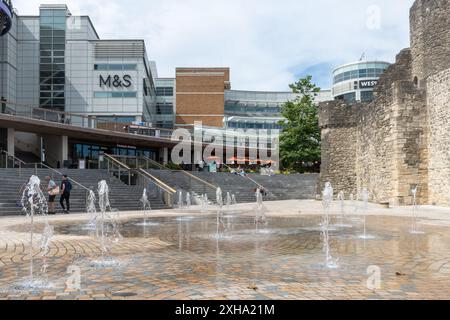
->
[318,101,359,195]
[427,68,450,205]
[410,0,450,87]
[319,0,448,206]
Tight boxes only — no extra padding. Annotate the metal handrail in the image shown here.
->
[142,156,167,170]
[0,151,91,210]
[174,169,217,190]
[222,162,269,192]
[0,149,26,166]
[142,156,217,191]
[104,153,131,170]
[138,168,176,195]
[104,154,176,197]
[38,162,90,192]
[104,153,132,185]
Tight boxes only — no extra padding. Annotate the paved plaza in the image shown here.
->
[0,200,449,300]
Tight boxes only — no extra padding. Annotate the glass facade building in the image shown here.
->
[39,5,67,111]
[332,61,390,102]
[224,90,333,130]
[1,4,157,123]
[153,78,175,129]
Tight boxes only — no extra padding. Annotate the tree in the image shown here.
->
[278,76,321,172]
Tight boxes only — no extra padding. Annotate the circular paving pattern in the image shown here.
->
[1,211,450,300]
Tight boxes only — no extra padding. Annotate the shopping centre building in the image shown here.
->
[0,3,389,168]
[331,61,391,102]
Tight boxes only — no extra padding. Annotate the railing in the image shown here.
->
[141,156,217,192]
[0,150,92,208]
[102,154,175,208]
[0,100,175,140]
[109,154,217,196]
[0,150,26,173]
[222,162,273,195]
[103,153,132,185]
[138,169,176,207]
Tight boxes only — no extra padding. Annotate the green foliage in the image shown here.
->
[278,76,321,172]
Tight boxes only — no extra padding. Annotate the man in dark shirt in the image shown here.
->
[60,175,72,214]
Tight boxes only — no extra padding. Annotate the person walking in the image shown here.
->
[46,176,59,215]
[59,175,72,214]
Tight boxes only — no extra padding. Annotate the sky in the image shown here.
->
[13,0,415,91]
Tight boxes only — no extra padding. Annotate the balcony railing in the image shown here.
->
[0,100,175,140]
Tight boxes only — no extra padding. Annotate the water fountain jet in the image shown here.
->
[410,186,424,235]
[20,175,54,289]
[321,182,338,269]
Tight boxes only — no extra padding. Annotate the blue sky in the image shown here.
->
[15,0,415,91]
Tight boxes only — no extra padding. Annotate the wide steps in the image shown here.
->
[0,168,169,216]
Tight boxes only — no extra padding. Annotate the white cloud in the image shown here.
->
[13,0,415,90]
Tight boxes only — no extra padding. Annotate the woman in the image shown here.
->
[46,176,59,215]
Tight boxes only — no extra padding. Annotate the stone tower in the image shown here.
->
[410,0,450,87]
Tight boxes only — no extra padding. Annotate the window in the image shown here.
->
[39,8,67,111]
[361,91,374,102]
[94,64,137,71]
[156,103,174,115]
[94,92,137,98]
[155,87,174,96]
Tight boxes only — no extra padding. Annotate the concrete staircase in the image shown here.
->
[0,168,168,216]
[147,169,318,204]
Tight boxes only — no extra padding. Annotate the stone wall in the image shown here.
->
[427,68,450,205]
[320,50,429,205]
[365,80,427,205]
[318,101,360,195]
[319,0,449,206]
[410,0,450,87]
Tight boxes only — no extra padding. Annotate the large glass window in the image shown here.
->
[156,103,174,115]
[333,65,389,84]
[70,143,156,164]
[39,8,67,111]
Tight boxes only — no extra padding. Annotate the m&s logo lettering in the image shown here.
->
[99,75,132,88]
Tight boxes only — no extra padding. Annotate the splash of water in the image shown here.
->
[359,188,374,240]
[321,182,338,269]
[410,187,424,235]
[335,191,352,228]
[226,192,232,211]
[215,187,224,239]
[137,188,154,227]
[254,188,266,225]
[231,194,237,206]
[201,194,209,213]
[20,175,54,288]
[178,190,184,210]
[186,192,191,209]
[86,190,97,230]
[91,180,122,267]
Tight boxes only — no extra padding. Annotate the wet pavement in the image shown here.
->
[0,202,450,300]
